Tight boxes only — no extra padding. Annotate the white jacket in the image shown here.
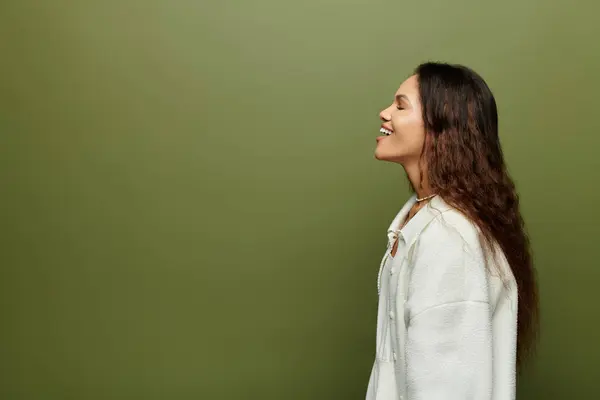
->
[366,195,518,400]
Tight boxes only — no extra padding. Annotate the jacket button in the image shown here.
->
[390,267,396,275]
[389,311,394,319]
[393,352,397,361]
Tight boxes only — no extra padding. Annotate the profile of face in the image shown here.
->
[375,75,426,165]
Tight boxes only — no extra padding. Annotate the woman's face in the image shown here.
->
[375,75,426,165]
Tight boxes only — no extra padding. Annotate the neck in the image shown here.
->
[403,162,435,200]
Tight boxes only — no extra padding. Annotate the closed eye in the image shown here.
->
[395,93,410,110]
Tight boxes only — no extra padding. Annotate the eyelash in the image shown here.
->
[396,105,404,110]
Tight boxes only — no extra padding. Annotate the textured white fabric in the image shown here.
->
[366,195,517,400]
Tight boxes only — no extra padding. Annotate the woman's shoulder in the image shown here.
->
[417,203,516,286]
[417,205,482,255]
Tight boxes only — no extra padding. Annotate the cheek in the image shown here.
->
[392,115,424,141]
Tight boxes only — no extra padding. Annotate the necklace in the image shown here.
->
[416,193,437,202]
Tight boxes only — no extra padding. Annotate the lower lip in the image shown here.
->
[376,136,388,143]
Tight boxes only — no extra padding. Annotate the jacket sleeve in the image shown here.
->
[404,219,492,400]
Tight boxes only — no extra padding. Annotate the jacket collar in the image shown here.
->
[387,194,452,249]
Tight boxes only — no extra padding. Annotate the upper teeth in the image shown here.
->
[380,127,393,136]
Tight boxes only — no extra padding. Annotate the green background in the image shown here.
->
[1,1,599,399]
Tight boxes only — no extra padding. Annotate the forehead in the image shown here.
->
[395,74,419,97]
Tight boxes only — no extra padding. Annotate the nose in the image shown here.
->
[379,108,391,122]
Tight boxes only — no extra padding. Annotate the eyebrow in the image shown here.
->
[395,94,409,103]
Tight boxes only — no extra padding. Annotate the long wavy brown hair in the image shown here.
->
[413,62,539,367]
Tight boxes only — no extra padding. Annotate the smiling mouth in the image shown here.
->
[380,127,393,136]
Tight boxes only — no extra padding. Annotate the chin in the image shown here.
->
[374,149,392,161]
[374,149,404,164]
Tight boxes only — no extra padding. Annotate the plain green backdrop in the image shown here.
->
[1,1,599,399]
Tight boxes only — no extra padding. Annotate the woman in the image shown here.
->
[366,62,539,400]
